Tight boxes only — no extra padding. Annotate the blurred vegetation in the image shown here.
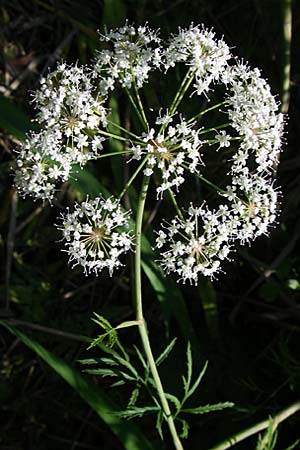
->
[1,0,300,449]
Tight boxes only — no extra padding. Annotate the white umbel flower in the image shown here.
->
[129,114,204,197]
[59,196,134,276]
[223,63,284,174]
[165,25,231,95]
[34,63,107,133]
[156,204,232,285]
[14,127,106,201]
[94,23,162,94]
[15,62,108,201]
[14,128,69,201]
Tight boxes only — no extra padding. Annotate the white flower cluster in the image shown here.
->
[156,174,279,284]
[152,29,283,283]
[59,196,133,276]
[14,23,283,282]
[165,25,231,95]
[223,63,284,174]
[14,63,108,200]
[156,204,231,283]
[34,63,107,133]
[130,114,204,197]
[94,23,162,94]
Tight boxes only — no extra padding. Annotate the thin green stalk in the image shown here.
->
[107,119,141,140]
[185,167,227,195]
[98,150,133,159]
[187,101,227,124]
[96,129,130,141]
[135,174,184,450]
[198,123,231,135]
[209,400,300,450]
[168,189,184,221]
[132,74,148,130]
[125,86,148,131]
[118,157,149,200]
[169,67,195,116]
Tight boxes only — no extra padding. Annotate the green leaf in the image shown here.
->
[111,380,126,387]
[179,418,190,439]
[0,94,37,140]
[256,419,277,450]
[182,402,234,415]
[128,387,140,407]
[78,357,104,365]
[165,393,181,410]
[186,360,209,400]
[285,439,300,450]
[100,357,119,366]
[118,406,160,419]
[89,313,118,348]
[0,320,154,450]
[155,338,177,367]
[134,345,148,370]
[186,341,193,392]
[83,368,118,377]
[156,410,164,440]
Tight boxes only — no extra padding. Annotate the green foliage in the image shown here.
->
[83,332,233,440]
[0,320,155,450]
[256,420,278,450]
[285,440,300,450]
[89,313,118,348]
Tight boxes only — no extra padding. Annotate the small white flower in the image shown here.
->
[214,130,231,149]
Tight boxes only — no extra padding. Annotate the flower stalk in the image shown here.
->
[134,174,184,450]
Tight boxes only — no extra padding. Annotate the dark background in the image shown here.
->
[1,1,300,449]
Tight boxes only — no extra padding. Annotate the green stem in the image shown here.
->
[132,75,148,129]
[209,400,300,450]
[168,189,184,221]
[125,86,148,131]
[96,129,130,142]
[98,150,133,159]
[186,168,227,194]
[198,123,231,135]
[169,67,195,116]
[107,119,141,140]
[135,174,184,450]
[118,157,149,200]
[187,101,227,124]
